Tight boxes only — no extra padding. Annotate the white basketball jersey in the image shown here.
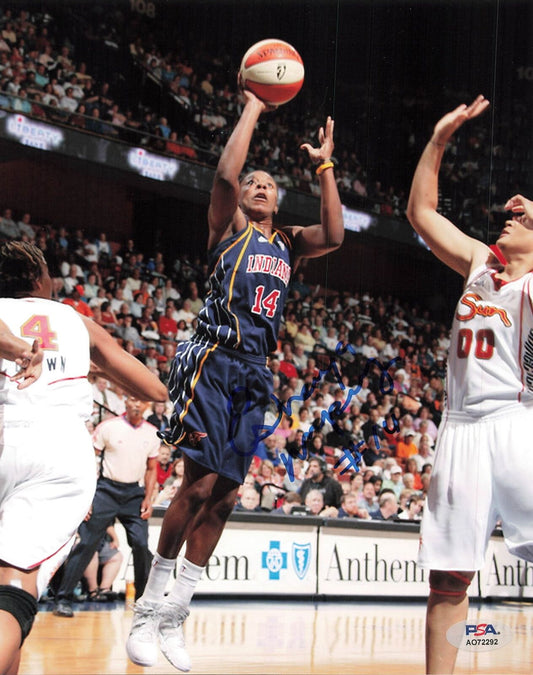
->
[447,264,533,417]
[0,297,92,421]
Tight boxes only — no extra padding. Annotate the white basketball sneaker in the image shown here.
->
[126,599,161,667]
[158,602,191,672]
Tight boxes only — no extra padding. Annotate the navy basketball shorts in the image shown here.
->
[165,338,273,484]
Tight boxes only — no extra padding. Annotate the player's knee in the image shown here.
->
[0,585,38,645]
[184,483,212,512]
[213,494,236,521]
[429,570,474,599]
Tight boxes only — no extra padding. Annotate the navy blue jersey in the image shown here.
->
[196,220,295,356]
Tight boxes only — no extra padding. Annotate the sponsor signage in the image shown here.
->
[113,516,533,600]
[6,114,64,151]
[319,526,428,597]
[480,537,533,599]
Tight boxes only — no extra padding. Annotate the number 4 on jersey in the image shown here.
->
[20,315,58,350]
[251,286,281,318]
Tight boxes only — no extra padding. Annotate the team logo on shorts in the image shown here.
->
[446,620,512,652]
[292,543,311,580]
[186,431,208,447]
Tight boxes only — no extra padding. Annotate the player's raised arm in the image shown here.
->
[292,116,344,259]
[406,95,491,278]
[207,90,272,247]
[82,317,167,402]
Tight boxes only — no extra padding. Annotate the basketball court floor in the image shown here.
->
[20,597,533,674]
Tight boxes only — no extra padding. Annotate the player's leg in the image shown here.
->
[492,408,533,562]
[0,563,39,675]
[158,473,240,672]
[126,456,219,667]
[426,569,475,674]
[418,416,495,674]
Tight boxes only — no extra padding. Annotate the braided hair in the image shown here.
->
[0,241,47,297]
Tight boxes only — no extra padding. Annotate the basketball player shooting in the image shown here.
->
[126,85,344,671]
[407,95,533,674]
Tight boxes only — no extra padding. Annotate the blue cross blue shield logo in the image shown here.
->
[292,543,311,580]
[261,540,288,580]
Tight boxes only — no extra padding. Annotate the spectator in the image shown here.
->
[349,471,364,498]
[234,486,262,512]
[82,524,123,602]
[83,272,100,301]
[411,435,435,472]
[185,281,203,314]
[413,406,439,443]
[59,86,78,113]
[62,285,94,318]
[99,301,119,330]
[155,443,173,490]
[395,430,418,461]
[173,298,196,327]
[147,401,170,435]
[16,212,36,242]
[362,434,390,466]
[153,479,180,508]
[357,480,378,513]
[91,375,124,424]
[253,433,280,467]
[163,457,185,490]
[0,208,19,239]
[381,465,405,499]
[404,457,424,491]
[282,457,306,492]
[299,456,343,509]
[397,494,424,521]
[337,492,370,519]
[270,491,303,515]
[116,314,143,348]
[304,489,338,517]
[371,491,399,521]
[158,305,178,339]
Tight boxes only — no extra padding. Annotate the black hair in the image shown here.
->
[0,241,46,297]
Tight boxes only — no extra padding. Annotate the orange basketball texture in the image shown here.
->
[239,39,304,106]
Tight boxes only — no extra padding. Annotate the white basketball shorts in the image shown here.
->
[0,414,96,596]
[418,403,533,571]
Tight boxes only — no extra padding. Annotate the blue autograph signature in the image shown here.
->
[227,342,402,481]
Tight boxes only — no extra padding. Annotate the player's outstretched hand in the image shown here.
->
[432,95,490,146]
[300,116,335,164]
[504,194,533,221]
[11,339,42,390]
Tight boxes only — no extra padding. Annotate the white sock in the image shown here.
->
[166,558,205,610]
[140,553,176,604]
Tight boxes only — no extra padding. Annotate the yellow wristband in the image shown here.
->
[315,161,334,176]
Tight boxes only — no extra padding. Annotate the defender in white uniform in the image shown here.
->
[407,95,533,674]
[0,242,167,675]
[0,297,96,577]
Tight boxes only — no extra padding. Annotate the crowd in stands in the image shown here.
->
[1,5,530,236]
[1,203,450,523]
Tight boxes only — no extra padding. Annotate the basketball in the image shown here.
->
[239,39,304,106]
